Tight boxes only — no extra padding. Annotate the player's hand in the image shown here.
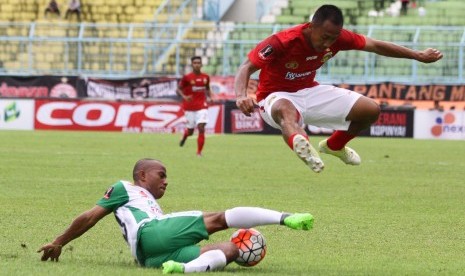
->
[236,96,256,116]
[417,48,443,63]
[183,95,193,102]
[37,243,63,262]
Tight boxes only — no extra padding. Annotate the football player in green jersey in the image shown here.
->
[39,158,314,273]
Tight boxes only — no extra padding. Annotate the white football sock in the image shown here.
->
[225,207,283,228]
[183,249,227,273]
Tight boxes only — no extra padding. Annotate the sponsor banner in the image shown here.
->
[359,109,414,138]
[224,102,414,137]
[34,99,224,133]
[4,75,464,104]
[0,76,78,98]
[211,80,465,102]
[337,83,465,102]
[414,110,465,140]
[0,99,35,130]
[81,77,178,100]
[223,102,281,134]
[231,109,264,133]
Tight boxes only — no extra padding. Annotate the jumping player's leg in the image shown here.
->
[162,207,314,274]
[269,99,306,143]
[314,90,380,165]
[259,95,324,173]
[345,96,380,135]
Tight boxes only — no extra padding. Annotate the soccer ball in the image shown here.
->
[230,228,267,267]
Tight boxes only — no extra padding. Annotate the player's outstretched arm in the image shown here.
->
[363,36,443,63]
[234,59,259,116]
[38,205,111,262]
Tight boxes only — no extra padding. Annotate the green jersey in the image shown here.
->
[96,180,163,260]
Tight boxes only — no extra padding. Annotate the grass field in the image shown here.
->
[1,130,464,275]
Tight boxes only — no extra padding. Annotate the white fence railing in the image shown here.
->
[0,22,463,83]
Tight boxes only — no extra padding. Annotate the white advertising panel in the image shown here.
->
[414,110,465,140]
[0,99,34,130]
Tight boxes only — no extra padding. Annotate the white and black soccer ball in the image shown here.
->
[230,228,267,267]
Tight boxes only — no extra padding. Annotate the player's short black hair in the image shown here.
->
[312,5,344,27]
[133,158,160,181]
[191,56,202,62]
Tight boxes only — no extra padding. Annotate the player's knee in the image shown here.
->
[224,242,240,262]
[271,99,298,125]
[352,97,380,124]
[366,100,381,123]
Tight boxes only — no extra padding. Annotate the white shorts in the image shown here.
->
[184,109,209,129]
[258,85,362,130]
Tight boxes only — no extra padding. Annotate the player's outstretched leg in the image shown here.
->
[282,213,314,230]
[162,260,185,274]
[292,134,324,173]
[318,139,361,165]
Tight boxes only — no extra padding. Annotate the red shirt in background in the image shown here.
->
[179,72,210,111]
[248,23,366,101]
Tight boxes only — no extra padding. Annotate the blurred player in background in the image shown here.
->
[177,56,213,156]
[235,4,442,173]
[38,158,314,274]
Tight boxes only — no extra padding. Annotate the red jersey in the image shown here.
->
[179,72,210,111]
[248,23,366,101]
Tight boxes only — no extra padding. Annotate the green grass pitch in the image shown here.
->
[0,130,464,275]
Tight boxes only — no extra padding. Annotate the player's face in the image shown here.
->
[310,20,342,52]
[191,59,202,72]
[145,162,168,199]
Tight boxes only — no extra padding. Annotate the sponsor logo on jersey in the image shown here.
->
[103,186,114,199]
[192,86,206,92]
[306,56,317,61]
[258,44,274,60]
[284,71,313,80]
[321,51,333,63]
[285,61,299,69]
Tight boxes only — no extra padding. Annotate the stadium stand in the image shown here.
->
[0,0,164,23]
[272,0,465,27]
[275,0,364,25]
[358,0,465,26]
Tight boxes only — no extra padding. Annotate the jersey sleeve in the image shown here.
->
[336,29,366,51]
[96,181,129,211]
[179,75,188,89]
[248,35,283,68]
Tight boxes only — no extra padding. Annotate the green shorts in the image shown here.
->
[136,211,209,268]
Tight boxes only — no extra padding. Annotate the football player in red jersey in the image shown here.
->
[235,4,442,173]
[177,56,213,156]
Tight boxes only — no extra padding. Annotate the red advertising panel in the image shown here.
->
[34,99,224,133]
[231,109,263,133]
